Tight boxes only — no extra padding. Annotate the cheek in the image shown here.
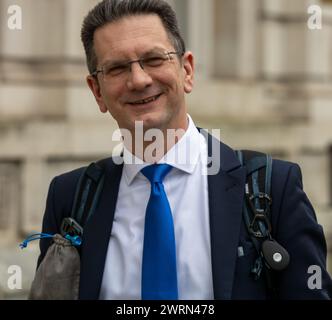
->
[100,85,121,107]
[161,71,184,94]
[169,77,186,100]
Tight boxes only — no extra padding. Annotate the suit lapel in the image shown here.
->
[78,132,245,300]
[206,133,246,299]
[79,157,123,300]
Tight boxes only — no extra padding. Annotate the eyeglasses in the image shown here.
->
[91,51,182,82]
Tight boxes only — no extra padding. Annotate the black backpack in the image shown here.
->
[60,150,290,298]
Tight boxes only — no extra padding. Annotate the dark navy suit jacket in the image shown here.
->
[37,136,332,300]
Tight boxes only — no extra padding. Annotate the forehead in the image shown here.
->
[93,14,173,62]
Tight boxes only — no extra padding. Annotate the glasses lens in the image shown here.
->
[143,54,167,68]
[103,63,128,77]
[99,51,176,82]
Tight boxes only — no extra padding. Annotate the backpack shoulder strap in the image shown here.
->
[60,158,108,238]
[236,150,273,238]
[236,150,290,298]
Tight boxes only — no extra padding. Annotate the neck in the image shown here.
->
[122,118,189,163]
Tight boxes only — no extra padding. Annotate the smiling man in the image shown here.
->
[87,15,192,133]
[34,0,332,300]
[85,7,194,159]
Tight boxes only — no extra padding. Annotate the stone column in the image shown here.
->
[1,0,65,58]
[64,0,100,60]
[237,0,260,79]
[63,0,101,121]
[187,0,215,79]
[0,0,67,121]
[166,0,215,79]
[214,0,260,79]
[260,0,316,80]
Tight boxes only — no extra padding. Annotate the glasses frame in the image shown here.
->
[91,50,183,80]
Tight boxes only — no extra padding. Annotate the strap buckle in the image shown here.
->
[61,217,83,238]
[246,192,272,238]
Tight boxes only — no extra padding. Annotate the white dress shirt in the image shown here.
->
[99,115,214,300]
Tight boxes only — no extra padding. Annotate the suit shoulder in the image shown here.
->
[52,166,87,190]
[272,158,300,170]
[50,157,117,193]
[272,158,302,182]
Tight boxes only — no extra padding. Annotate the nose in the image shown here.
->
[126,61,153,91]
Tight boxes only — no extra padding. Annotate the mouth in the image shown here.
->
[128,93,163,106]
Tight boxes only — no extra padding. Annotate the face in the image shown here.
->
[87,14,194,133]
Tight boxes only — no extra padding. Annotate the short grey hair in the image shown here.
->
[81,0,186,75]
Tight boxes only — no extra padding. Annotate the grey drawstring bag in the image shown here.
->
[28,234,80,300]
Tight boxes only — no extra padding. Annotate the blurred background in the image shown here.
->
[0,0,331,299]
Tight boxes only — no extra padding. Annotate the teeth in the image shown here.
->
[132,95,160,105]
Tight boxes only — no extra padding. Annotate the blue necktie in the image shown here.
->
[141,164,178,300]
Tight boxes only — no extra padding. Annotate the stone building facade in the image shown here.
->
[0,0,331,294]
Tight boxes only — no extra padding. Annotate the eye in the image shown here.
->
[104,64,128,76]
[144,55,166,67]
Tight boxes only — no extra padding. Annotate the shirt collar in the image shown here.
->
[123,114,203,185]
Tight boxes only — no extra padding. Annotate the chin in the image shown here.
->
[129,112,167,130]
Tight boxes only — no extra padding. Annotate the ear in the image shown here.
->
[182,51,194,94]
[86,75,108,113]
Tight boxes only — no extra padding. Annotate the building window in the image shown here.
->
[0,162,21,235]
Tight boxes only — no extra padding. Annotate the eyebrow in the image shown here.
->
[100,46,169,66]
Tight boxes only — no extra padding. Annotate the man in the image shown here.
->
[37,0,332,299]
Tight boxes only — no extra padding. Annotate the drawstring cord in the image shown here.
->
[19,233,54,249]
[19,233,81,249]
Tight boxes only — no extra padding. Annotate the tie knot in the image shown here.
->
[141,164,173,184]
